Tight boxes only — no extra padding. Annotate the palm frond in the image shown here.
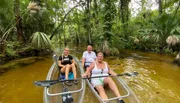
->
[30,32,51,50]
[171,26,180,35]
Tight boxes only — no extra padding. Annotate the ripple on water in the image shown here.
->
[119,54,180,103]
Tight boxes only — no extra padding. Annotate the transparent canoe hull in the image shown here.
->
[85,70,140,103]
[43,56,85,103]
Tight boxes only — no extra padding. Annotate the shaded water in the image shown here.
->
[0,50,180,103]
[0,57,53,103]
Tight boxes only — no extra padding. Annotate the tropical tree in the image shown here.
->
[0,0,15,53]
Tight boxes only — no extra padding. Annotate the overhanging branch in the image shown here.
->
[49,1,84,40]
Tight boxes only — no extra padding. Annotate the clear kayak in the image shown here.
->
[84,68,140,103]
[43,55,85,103]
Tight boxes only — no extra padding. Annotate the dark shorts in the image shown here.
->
[84,65,90,71]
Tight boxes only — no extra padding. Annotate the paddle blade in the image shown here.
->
[132,72,139,76]
[125,72,139,76]
[34,80,58,87]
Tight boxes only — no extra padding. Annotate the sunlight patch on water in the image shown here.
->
[115,52,180,103]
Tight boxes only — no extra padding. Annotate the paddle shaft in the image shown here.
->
[39,73,129,83]
[34,72,138,86]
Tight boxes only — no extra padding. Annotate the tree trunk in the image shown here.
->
[119,0,130,40]
[0,43,5,54]
[104,0,111,41]
[77,25,81,44]
[101,0,116,54]
[158,0,163,15]
[102,40,110,56]
[86,0,92,44]
[94,0,99,24]
[14,0,24,43]
[63,24,67,46]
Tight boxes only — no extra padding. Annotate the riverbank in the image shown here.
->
[0,48,53,74]
[0,57,49,75]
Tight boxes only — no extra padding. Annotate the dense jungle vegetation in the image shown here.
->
[0,0,180,65]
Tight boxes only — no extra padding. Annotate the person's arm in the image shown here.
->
[72,59,75,65]
[82,58,85,68]
[58,56,65,68]
[58,60,65,68]
[82,52,86,68]
[71,56,76,66]
[93,52,97,61]
[82,62,94,77]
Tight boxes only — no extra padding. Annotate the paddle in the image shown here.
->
[34,72,138,87]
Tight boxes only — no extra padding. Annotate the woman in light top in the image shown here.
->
[82,52,125,103]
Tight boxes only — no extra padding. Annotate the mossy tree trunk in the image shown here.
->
[84,0,92,44]
[14,0,24,43]
[119,0,130,40]
[158,0,163,15]
[0,43,5,54]
[102,0,115,54]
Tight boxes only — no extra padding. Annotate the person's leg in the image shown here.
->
[60,66,65,73]
[84,65,89,71]
[104,77,121,97]
[71,63,77,79]
[64,64,73,86]
[104,77,125,102]
[65,64,71,80]
[71,63,78,84]
[59,67,65,79]
[95,85,108,99]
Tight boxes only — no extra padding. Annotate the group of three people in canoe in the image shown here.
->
[58,45,125,103]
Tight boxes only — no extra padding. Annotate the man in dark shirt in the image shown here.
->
[58,48,78,86]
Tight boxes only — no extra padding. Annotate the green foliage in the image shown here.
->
[23,2,54,40]
[110,36,126,50]
[30,32,51,50]
[151,14,178,38]
[5,47,17,57]
[0,0,14,31]
[171,26,180,35]
[0,27,15,43]
[163,0,179,9]
[0,0,180,56]
[131,13,180,52]
[5,41,19,57]
[138,29,163,43]
[0,0,7,7]
[164,48,173,54]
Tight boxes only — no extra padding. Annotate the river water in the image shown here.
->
[0,49,180,103]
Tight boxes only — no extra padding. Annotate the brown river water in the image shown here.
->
[0,49,180,103]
